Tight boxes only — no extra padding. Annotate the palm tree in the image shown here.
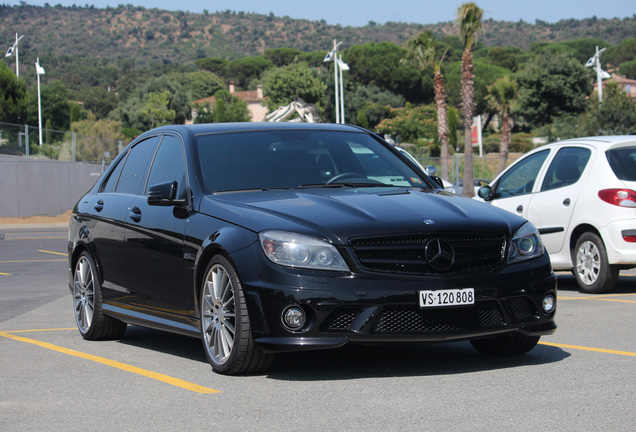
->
[487,76,518,175]
[401,32,450,180]
[456,2,483,197]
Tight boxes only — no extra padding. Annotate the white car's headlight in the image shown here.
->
[259,230,349,271]
[508,222,545,264]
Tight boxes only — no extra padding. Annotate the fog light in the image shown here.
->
[282,306,306,331]
[543,295,556,314]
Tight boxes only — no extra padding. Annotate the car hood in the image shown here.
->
[199,187,524,244]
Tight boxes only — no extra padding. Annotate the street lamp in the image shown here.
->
[337,55,349,124]
[5,33,24,77]
[36,58,45,146]
[323,39,343,123]
[585,46,611,103]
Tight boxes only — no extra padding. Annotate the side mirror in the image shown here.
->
[478,185,493,200]
[430,175,445,189]
[147,181,186,206]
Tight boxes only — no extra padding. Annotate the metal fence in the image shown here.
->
[0,122,125,163]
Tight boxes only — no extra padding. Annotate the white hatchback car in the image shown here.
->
[478,135,636,293]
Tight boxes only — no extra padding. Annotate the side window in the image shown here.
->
[101,154,126,193]
[146,135,187,199]
[541,147,591,191]
[115,136,160,195]
[494,150,549,199]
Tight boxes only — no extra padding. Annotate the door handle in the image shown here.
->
[129,207,142,223]
[515,205,523,213]
[563,198,571,206]
[94,200,104,212]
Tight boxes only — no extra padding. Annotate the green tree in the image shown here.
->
[516,52,591,127]
[262,63,326,111]
[374,104,437,144]
[345,42,431,104]
[264,48,303,66]
[456,2,483,197]
[171,70,225,100]
[487,76,518,174]
[82,87,118,119]
[227,57,274,88]
[0,62,28,124]
[142,91,175,128]
[402,31,451,180]
[586,81,636,135]
[28,81,72,131]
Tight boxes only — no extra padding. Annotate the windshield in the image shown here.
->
[195,130,428,192]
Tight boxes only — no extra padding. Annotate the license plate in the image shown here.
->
[419,288,475,308]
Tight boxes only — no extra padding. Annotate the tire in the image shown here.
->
[200,256,273,375]
[573,232,619,294]
[470,334,540,356]
[72,251,127,340]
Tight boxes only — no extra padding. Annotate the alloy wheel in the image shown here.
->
[201,264,236,366]
[73,255,95,333]
[576,240,600,285]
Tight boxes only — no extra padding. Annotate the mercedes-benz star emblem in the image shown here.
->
[424,238,455,271]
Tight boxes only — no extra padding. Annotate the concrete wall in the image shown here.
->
[0,156,104,217]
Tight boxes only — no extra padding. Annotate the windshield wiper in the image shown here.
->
[297,182,393,188]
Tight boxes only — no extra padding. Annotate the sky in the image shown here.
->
[6,0,635,27]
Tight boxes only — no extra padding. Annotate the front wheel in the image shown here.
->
[73,251,126,340]
[470,334,540,356]
[573,232,619,294]
[200,256,273,375]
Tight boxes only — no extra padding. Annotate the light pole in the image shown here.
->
[36,58,45,146]
[585,46,610,103]
[323,39,343,123]
[5,33,24,77]
[337,55,349,124]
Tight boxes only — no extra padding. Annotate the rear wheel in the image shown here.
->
[73,251,126,340]
[200,256,273,375]
[573,232,619,294]
[470,334,540,356]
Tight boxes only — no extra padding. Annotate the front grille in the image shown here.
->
[507,297,539,321]
[372,301,504,334]
[321,306,363,331]
[349,232,506,276]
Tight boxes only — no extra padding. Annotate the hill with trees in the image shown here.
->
[1,4,635,170]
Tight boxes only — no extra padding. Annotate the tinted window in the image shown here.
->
[607,147,636,181]
[116,137,160,195]
[146,135,187,199]
[494,149,549,198]
[101,155,125,193]
[195,130,424,192]
[541,147,591,191]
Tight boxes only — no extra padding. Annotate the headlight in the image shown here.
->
[259,230,349,271]
[508,222,545,264]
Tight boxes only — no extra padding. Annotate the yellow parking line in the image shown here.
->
[0,331,220,394]
[559,293,636,303]
[38,249,67,256]
[0,259,66,263]
[539,341,636,357]
[4,237,66,240]
[0,272,10,276]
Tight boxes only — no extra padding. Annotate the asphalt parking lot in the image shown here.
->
[1,226,634,431]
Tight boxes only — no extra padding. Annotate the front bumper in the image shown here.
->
[232,246,558,354]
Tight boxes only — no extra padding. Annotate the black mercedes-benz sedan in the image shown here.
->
[68,123,556,375]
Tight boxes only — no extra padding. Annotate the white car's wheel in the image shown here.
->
[573,233,619,294]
